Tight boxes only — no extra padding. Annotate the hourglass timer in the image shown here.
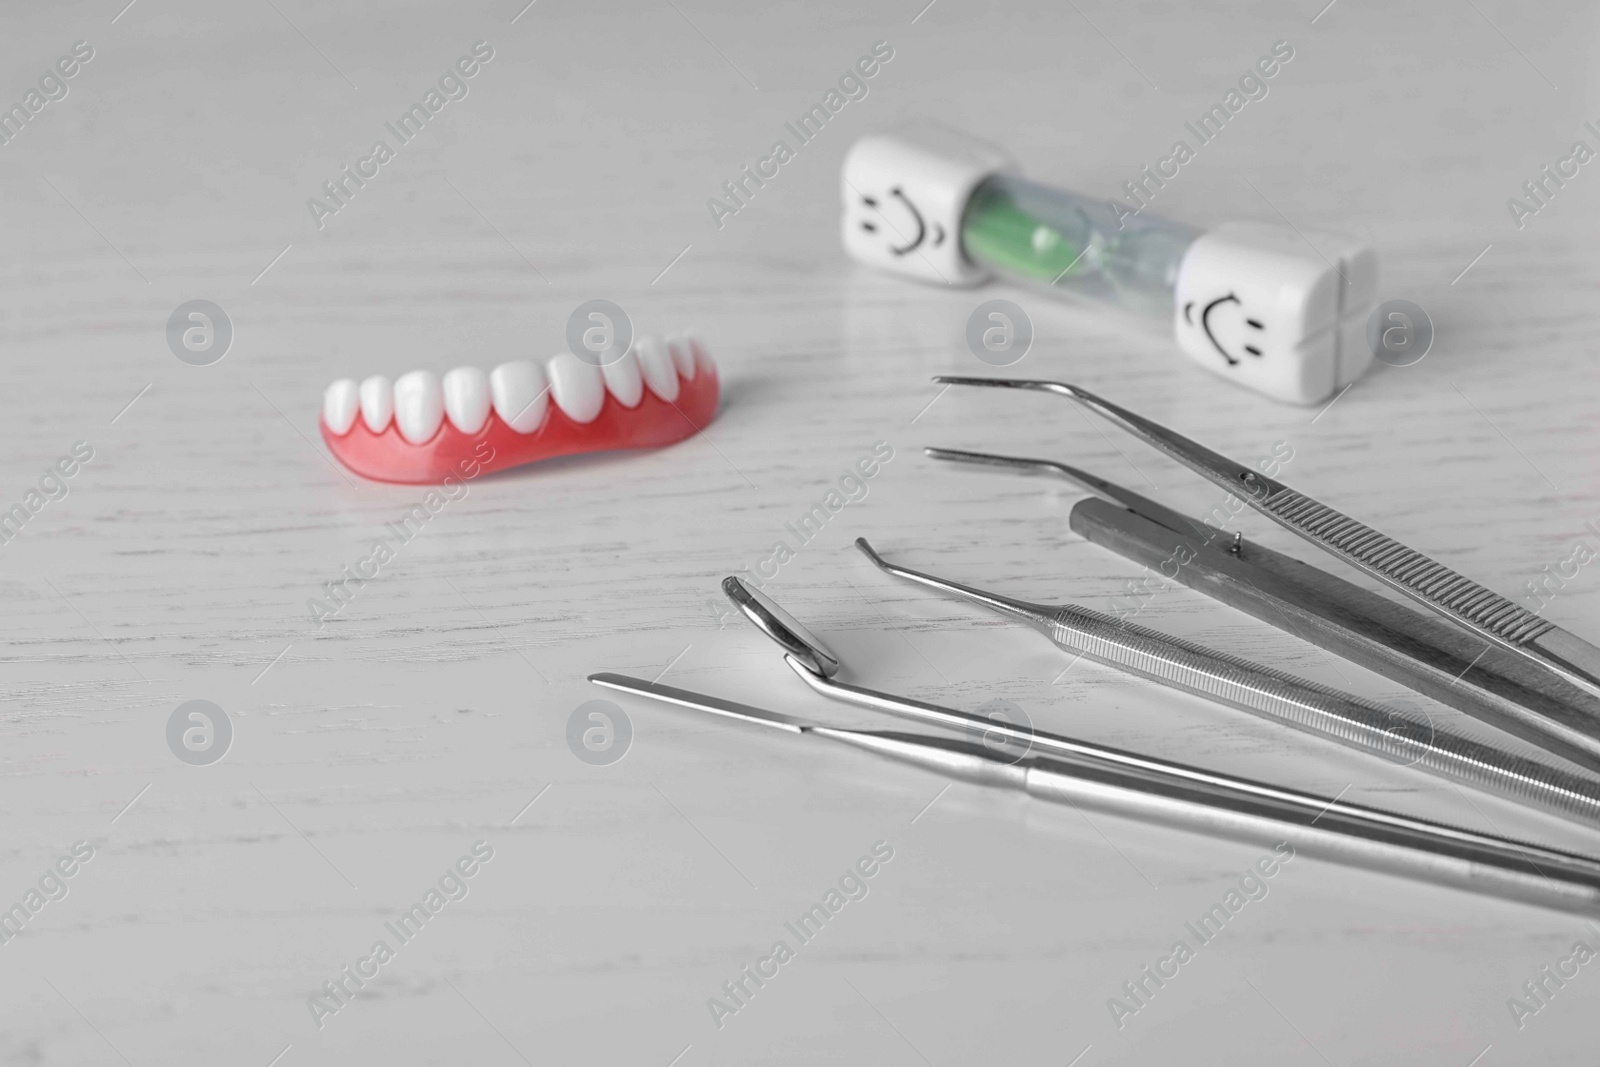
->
[841,122,1379,405]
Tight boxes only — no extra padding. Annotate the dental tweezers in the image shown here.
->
[588,584,1600,917]
[925,445,1600,776]
[934,377,1600,701]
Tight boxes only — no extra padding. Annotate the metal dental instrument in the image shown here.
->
[932,376,1600,701]
[924,446,1214,541]
[851,537,1600,830]
[587,670,1600,918]
[721,576,841,679]
[719,578,1426,809]
[926,445,1600,777]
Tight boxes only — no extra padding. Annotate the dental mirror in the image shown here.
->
[721,577,841,678]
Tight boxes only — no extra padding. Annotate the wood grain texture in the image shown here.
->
[0,1,1597,1063]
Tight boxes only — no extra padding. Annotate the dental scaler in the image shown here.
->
[841,122,1379,405]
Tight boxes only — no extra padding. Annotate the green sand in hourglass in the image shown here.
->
[960,175,1198,319]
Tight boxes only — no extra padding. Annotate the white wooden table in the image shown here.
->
[2,0,1597,1063]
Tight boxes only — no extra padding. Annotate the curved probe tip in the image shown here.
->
[854,536,889,571]
[924,445,1053,473]
[931,376,1092,402]
[854,537,1054,626]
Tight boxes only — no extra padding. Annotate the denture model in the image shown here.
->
[321,334,719,484]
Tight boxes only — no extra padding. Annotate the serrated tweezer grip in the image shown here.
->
[1260,488,1554,645]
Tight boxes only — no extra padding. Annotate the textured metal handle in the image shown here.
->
[1259,487,1554,646]
[1047,602,1600,828]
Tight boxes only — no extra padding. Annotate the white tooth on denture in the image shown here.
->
[323,379,359,434]
[666,335,697,380]
[359,375,394,432]
[490,360,549,433]
[686,332,715,375]
[393,370,445,444]
[634,335,679,402]
[546,352,606,423]
[442,366,491,434]
[601,350,644,408]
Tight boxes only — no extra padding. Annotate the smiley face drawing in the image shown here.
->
[854,187,946,257]
[840,125,1011,285]
[1169,219,1380,404]
[1182,292,1265,368]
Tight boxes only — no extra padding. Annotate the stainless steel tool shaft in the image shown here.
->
[591,672,1600,918]
[1066,491,1600,776]
[856,538,1600,831]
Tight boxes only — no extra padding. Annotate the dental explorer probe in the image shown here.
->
[586,670,1600,919]
[721,574,1484,824]
[924,444,1600,777]
[852,538,1600,831]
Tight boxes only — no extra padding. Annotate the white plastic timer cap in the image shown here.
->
[1173,222,1379,405]
[840,121,1013,286]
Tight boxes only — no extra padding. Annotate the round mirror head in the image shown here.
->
[721,577,841,678]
